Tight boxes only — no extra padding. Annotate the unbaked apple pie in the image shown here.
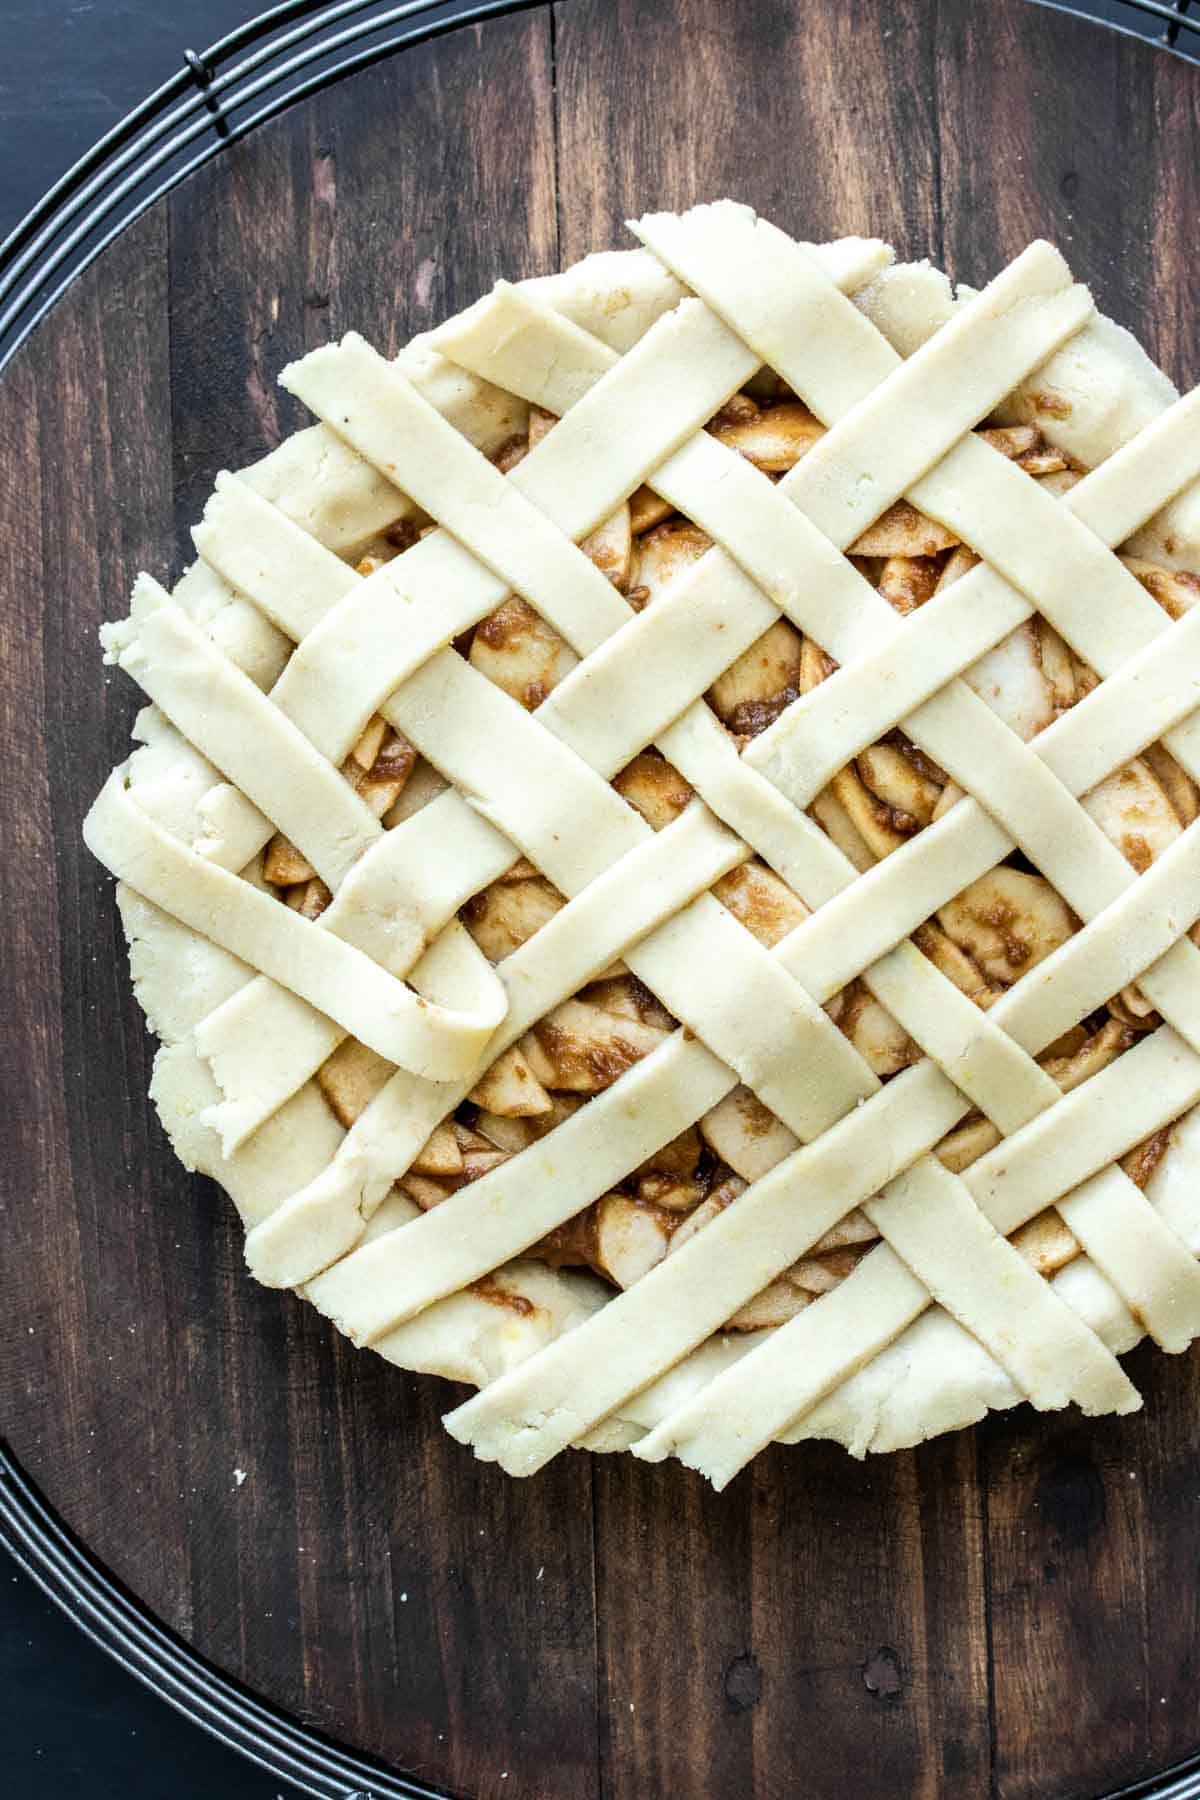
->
[85,201,1200,1486]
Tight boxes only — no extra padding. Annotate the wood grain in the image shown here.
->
[1,2,1198,1796]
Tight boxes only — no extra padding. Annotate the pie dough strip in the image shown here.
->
[147,232,1200,1418]
[756,384,1200,799]
[191,471,361,642]
[632,1055,1200,1488]
[383,648,657,882]
[655,702,870,909]
[764,1252,1134,1458]
[201,739,750,1157]
[315,808,1200,1376]
[437,291,1200,927]
[862,1157,1136,1415]
[970,1026,1199,1234]
[205,306,751,771]
[1038,593,1200,798]
[191,780,281,875]
[237,230,888,562]
[230,486,1200,1281]
[755,574,1032,797]
[113,705,272,878]
[298,313,1200,1447]
[984,817,1200,1052]
[899,683,1146,922]
[635,208,1080,525]
[852,938,1060,1134]
[281,951,863,1292]
[384,651,879,1137]
[261,526,514,767]
[84,772,504,1079]
[1054,1166,1200,1354]
[1067,385,1200,551]
[644,1029,1200,1479]
[624,213,1200,1033]
[104,576,382,892]
[223,266,1200,1339]
[172,258,1120,1155]
[96,210,1200,1468]
[195,791,516,1152]
[519,229,890,357]
[494,799,748,1034]
[624,211,1196,754]
[750,385,1200,787]
[184,516,890,1168]
[227,249,660,564]
[100,565,705,1123]
[243,800,749,1284]
[446,1025,1196,1475]
[280,249,1085,773]
[305,1031,737,1340]
[432,291,1200,1039]
[534,550,783,777]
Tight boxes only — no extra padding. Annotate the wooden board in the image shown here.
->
[2,2,1198,1794]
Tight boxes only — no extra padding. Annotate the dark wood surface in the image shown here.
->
[2,2,1199,1795]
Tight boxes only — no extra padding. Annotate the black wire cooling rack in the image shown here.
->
[1,2,1199,1796]
[0,0,1195,374]
[0,0,538,372]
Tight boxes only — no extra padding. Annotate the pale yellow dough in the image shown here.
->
[84,201,1200,1488]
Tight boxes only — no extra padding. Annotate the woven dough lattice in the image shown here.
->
[85,202,1200,1486]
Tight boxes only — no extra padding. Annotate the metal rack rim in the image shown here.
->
[1028,0,1197,52]
[0,1444,449,1800]
[1075,0,1197,30]
[0,0,456,290]
[0,0,335,270]
[0,0,1196,373]
[0,0,542,362]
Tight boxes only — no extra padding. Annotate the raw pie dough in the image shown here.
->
[84,201,1200,1487]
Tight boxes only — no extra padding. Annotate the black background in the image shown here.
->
[0,1,1178,1797]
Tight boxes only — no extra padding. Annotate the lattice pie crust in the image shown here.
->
[84,203,1200,1487]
